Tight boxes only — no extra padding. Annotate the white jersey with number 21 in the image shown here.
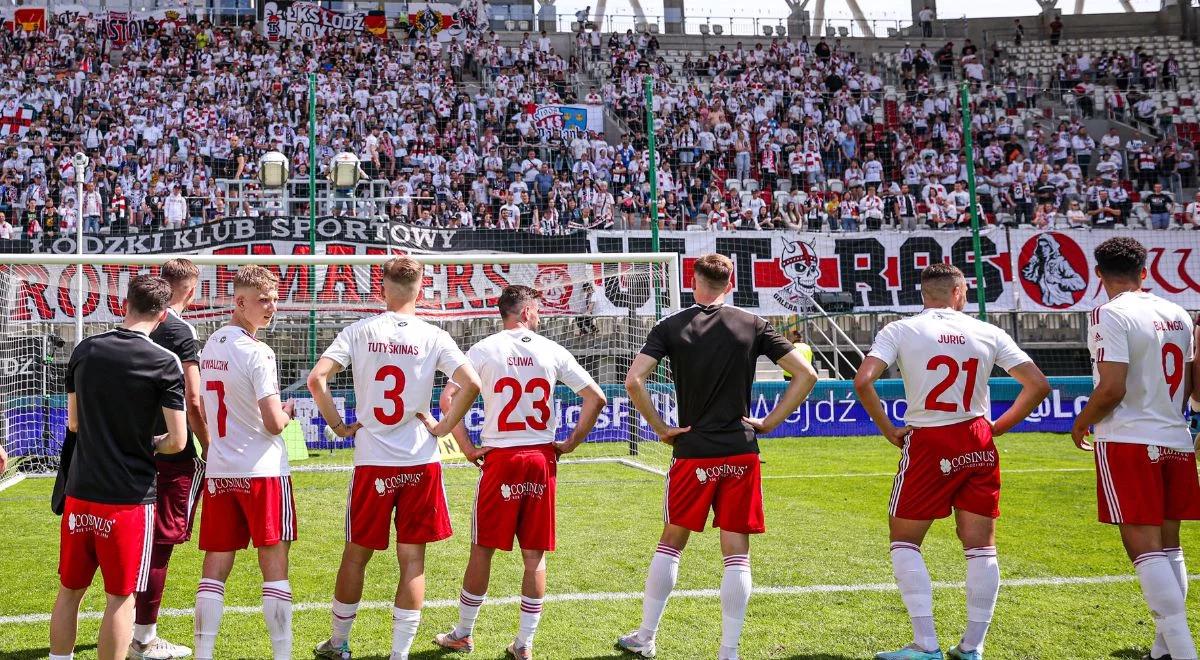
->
[867,308,1032,428]
[322,312,469,466]
[1089,291,1195,450]
[468,328,598,448]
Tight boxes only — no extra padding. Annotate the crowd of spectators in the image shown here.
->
[0,11,1197,244]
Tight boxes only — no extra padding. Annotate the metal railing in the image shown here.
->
[556,13,906,39]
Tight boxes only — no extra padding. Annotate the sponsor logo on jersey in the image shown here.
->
[68,512,116,537]
[695,464,748,482]
[374,473,423,493]
[207,477,252,495]
[938,450,997,476]
[1148,445,1162,462]
[499,481,546,500]
[521,336,532,343]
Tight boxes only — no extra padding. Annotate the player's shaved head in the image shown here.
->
[126,275,171,319]
[498,285,542,320]
[693,253,734,292]
[920,263,966,306]
[381,256,423,302]
[1094,236,1146,283]
[233,265,279,294]
[160,258,199,289]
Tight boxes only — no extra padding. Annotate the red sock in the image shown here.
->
[135,543,174,625]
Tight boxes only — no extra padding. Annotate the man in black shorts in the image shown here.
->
[130,258,211,659]
[617,254,818,660]
[49,275,187,660]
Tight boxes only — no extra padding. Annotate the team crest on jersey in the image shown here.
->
[774,236,821,313]
[1018,232,1089,309]
[1148,445,1162,462]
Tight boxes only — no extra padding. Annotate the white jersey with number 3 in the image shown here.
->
[468,328,597,448]
[1088,291,1195,450]
[867,308,1032,428]
[323,312,469,466]
[200,325,288,478]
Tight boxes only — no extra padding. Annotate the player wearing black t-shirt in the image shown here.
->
[617,254,817,660]
[50,276,187,660]
[130,258,211,660]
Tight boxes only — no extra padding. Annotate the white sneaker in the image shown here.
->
[128,637,193,659]
[615,631,657,658]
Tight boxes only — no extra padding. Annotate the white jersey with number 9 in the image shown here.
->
[322,312,469,466]
[867,308,1032,428]
[468,328,598,448]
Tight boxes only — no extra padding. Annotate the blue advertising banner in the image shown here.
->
[1,377,1099,456]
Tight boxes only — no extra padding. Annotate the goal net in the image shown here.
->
[0,253,681,487]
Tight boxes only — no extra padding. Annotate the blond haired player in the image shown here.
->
[1073,237,1198,660]
[433,285,607,660]
[309,257,482,660]
[854,263,1049,660]
[193,265,297,660]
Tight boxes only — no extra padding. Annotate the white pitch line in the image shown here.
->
[0,572,1166,626]
[762,467,1092,479]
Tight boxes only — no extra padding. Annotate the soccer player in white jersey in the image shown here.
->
[1072,237,1198,660]
[433,285,607,660]
[854,263,1050,660]
[193,266,297,660]
[308,257,482,660]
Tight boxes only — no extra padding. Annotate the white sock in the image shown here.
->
[1153,547,1189,658]
[331,598,359,646]
[390,607,421,660]
[891,542,939,652]
[454,589,485,638]
[719,554,752,660]
[516,596,544,648]
[1137,552,1198,660]
[638,543,682,641]
[194,579,226,660]
[48,654,73,660]
[133,622,157,645]
[262,580,293,660]
[961,546,999,653]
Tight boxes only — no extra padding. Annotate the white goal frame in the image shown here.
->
[0,251,681,479]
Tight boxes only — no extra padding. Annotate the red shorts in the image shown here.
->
[1095,442,1200,525]
[472,445,557,552]
[59,496,155,596]
[153,458,205,545]
[198,476,297,552]
[889,417,1000,520]
[665,453,765,534]
[346,463,452,549]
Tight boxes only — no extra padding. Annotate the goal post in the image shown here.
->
[0,252,681,484]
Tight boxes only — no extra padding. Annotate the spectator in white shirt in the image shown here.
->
[164,186,188,229]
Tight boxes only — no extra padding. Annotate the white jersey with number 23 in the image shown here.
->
[867,308,1032,428]
[468,328,598,448]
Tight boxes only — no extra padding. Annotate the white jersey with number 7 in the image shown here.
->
[468,328,598,448]
[1088,291,1195,450]
[867,308,1032,428]
[322,312,469,466]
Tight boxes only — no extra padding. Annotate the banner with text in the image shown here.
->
[261,1,389,41]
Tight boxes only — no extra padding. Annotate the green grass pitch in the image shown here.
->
[2,433,1197,659]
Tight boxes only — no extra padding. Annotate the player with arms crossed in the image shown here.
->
[854,263,1049,660]
[309,257,482,660]
[130,258,211,660]
[617,254,818,660]
[433,285,607,660]
[193,266,297,660]
[49,276,188,660]
[1072,237,1198,660]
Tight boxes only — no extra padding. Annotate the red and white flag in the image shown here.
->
[0,103,35,137]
